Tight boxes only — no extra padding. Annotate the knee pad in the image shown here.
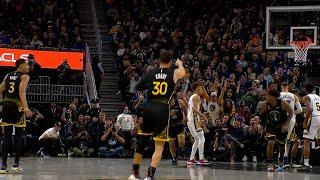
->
[136,135,150,154]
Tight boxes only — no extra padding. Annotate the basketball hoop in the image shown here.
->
[290,38,313,63]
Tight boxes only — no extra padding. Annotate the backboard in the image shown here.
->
[266,5,320,50]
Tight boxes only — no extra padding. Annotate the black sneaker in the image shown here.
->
[0,164,8,174]
[171,158,178,166]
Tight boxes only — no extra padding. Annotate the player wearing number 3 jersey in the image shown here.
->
[0,58,32,173]
[128,50,185,180]
[302,84,320,169]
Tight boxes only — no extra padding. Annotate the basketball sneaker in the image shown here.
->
[11,164,22,173]
[128,174,142,180]
[171,158,178,166]
[303,163,312,169]
[275,164,284,172]
[283,157,290,168]
[187,159,198,165]
[291,163,302,168]
[143,176,155,180]
[0,164,8,174]
[198,159,211,166]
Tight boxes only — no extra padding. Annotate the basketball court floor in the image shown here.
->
[0,158,320,180]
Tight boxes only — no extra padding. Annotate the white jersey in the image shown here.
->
[307,94,320,117]
[280,92,295,117]
[188,94,200,122]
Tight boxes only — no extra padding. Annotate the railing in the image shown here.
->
[85,44,98,101]
[27,84,83,103]
[29,76,51,85]
[90,0,103,61]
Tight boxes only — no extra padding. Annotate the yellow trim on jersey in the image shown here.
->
[137,129,153,136]
[0,117,26,127]
[153,127,174,142]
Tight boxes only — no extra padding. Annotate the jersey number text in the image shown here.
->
[152,81,168,95]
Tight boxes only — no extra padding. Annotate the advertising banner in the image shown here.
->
[0,48,84,70]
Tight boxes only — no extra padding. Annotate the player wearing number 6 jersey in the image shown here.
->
[302,84,320,169]
[128,50,185,180]
[280,82,302,167]
[0,59,32,173]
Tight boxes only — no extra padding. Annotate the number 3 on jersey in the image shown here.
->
[8,82,15,93]
[152,81,168,95]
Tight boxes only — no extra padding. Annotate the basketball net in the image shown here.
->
[290,37,313,63]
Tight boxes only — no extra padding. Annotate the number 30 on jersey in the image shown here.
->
[152,81,168,95]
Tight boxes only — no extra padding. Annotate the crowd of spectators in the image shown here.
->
[0,98,129,158]
[1,0,320,164]
[105,0,319,163]
[0,0,85,50]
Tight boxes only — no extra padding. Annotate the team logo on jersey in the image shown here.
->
[269,110,280,122]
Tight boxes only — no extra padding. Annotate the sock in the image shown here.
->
[132,164,140,175]
[304,159,309,165]
[198,131,205,160]
[147,166,156,177]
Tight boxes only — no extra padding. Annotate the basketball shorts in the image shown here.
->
[0,100,25,127]
[169,123,185,139]
[303,117,320,140]
[265,124,287,144]
[140,101,170,139]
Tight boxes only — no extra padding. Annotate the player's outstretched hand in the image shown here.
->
[175,59,183,66]
[25,108,32,118]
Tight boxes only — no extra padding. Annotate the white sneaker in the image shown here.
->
[242,155,247,162]
[143,177,153,180]
[291,163,302,168]
[253,156,257,163]
[304,163,312,169]
[128,174,141,180]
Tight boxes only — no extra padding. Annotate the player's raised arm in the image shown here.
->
[173,59,186,83]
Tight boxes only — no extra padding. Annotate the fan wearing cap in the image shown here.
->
[0,58,32,173]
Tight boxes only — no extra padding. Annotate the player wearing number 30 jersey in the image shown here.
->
[128,50,185,180]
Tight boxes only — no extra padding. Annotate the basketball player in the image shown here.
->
[302,84,320,169]
[168,93,186,166]
[259,89,293,172]
[128,50,185,180]
[280,82,302,167]
[187,82,210,165]
[0,59,32,173]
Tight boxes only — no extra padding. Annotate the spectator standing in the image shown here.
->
[116,106,134,156]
